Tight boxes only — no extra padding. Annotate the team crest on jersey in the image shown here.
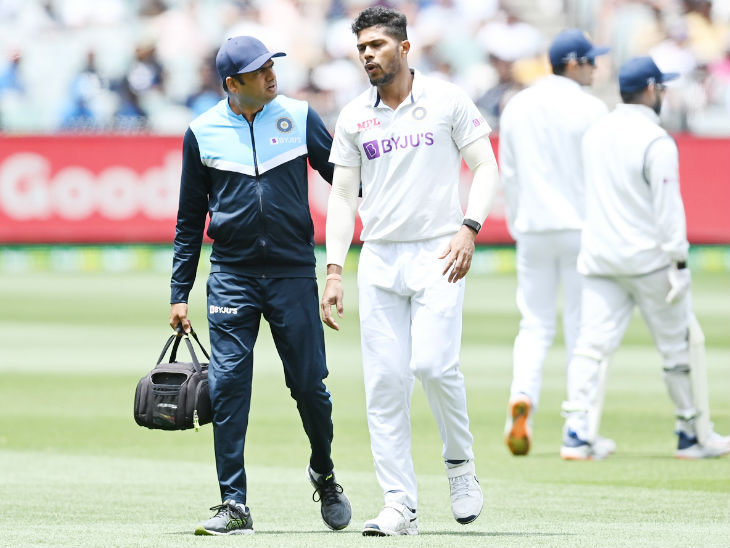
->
[412,107,427,120]
[276,117,294,133]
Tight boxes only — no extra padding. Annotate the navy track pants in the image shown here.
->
[206,272,334,504]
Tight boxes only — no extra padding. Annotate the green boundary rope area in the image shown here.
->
[0,244,728,274]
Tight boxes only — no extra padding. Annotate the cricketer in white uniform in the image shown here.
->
[498,29,610,456]
[560,56,730,460]
[320,6,499,536]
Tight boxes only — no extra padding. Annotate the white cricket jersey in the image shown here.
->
[579,103,689,276]
[329,70,491,242]
[498,75,608,236]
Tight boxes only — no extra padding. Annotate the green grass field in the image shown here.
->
[1,258,728,548]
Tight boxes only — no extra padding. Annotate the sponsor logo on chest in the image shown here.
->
[362,132,435,160]
[270,136,302,145]
[356,117,381,131]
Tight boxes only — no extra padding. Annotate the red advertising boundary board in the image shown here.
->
[0,134,726,244]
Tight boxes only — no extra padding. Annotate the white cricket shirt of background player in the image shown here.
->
[329,70,491,242]
[499,75,608,236]
[579,103,688,276]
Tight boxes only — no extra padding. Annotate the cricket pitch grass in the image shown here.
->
[1,262,728,548]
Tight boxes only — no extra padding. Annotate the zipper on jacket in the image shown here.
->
[247,115,268,274]
[246,117,263,213]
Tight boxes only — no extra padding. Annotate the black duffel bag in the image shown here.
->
[134,328,212,431]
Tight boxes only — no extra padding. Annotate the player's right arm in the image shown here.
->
[170,128,210,333]
[321,164,360,330]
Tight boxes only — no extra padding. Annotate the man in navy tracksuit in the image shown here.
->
[169,36,351,536]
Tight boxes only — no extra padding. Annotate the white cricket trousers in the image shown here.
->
[358,236,475,511]
[564,267,691,438]
[510,230,582,408]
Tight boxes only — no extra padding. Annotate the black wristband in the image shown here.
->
[462,218,481,234]
[676,261,687,269]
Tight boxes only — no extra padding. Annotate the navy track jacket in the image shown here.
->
[171,96,334,304]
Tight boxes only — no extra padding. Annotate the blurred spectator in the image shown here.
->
[113,77,148,131]
[686,36,730,134]
[59,51,115,131]
[110,42,164,131]
[650,18,699,130]
[185,53,224,118]
[607,0,661,70]
[124,43,164,98]
[0,49,23,94]
[683,0,730,64]
[0,49,25,130]
[475,55,524,130]
[0,0,728,135]
[474,11,544,128]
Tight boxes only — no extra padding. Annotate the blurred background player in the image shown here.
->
[320,6,499,536]
[169,35,351,534]
[560,56,730,460]
[498,29,612,456]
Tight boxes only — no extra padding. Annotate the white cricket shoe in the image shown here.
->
[675,430,730,459]
[594,435,617,456]
[447,460,483,524]
[362,503,418,536]
[560,430,616,461]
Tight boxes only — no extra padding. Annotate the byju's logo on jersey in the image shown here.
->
[363,140,381,159]
[210,305,238,315]
[271,136,302,145]
[363,132,435,160]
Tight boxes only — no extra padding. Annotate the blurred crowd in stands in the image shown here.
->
[0,0,728,136]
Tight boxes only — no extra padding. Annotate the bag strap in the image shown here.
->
[189,329,211,361]
[170,328,210,361]
[156,325,211,374]
[179,336,203,374]
[156,334,180,365]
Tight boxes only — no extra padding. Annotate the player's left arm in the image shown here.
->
[440,136,499,282]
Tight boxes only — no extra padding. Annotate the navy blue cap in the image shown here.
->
[618,56,680,93]
[215,36,285,81]
[548,29,610,67]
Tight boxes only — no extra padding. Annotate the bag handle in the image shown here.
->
[156,325,211,374]
[171,327,211,362]
[156,334,179,365]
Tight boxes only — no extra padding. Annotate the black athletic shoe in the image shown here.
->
[194,500,254,535]
[307,465,352,530]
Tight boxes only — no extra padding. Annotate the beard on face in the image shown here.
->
[367,58,398,86]
[652,94,663,115]
[369,70,396,86]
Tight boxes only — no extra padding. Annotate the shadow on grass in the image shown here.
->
[167,530,572,537]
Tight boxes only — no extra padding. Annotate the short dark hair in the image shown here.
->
[552,63,567,76]
[222,74,244,93]
[620,89,644,104]
[351,6,408,41]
